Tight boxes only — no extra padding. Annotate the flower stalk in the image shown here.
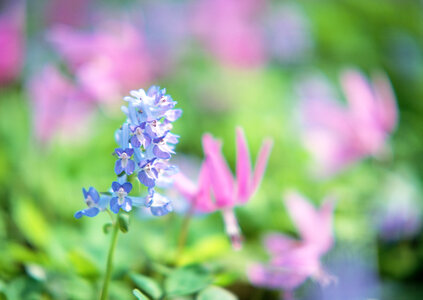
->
[100,215,120,300]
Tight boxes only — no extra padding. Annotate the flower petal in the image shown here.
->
[202,133,234,207]
[235,127,252,203]
[130,135,141,148]
[153,145,171,159]
[111,181,121,192]
[110,197,120,213]
[122,182,133,193]
[115,159,124,175]
[88,187,100,203]
[125,159,135,175]
[138,171,155,187]
[122,197,132,212]
[251,138,273,194]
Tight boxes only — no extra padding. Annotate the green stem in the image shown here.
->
[175,206,194,263]
[100,215,120,300]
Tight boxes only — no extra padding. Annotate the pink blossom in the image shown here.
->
[191,0,266,68]
[0,3,25,84]
[173,127,273,249]
[28,65,93,143]
[47,21,154,104]
[45,0,92,27]
[299,70,398,176]
[248,191,335,297]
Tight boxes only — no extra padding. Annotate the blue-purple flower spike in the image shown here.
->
[75,86,181,218]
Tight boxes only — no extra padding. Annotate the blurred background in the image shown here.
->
[1,0,423,299]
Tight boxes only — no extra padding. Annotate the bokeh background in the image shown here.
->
[1,0,423,299]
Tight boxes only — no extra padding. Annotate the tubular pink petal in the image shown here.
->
[250,138,273,196]
[195,162,217,212]
[236,127,252,202]
[264,233,299,255]
[173,173,197,201]
[284,191,320,244]
[373,72,398,133]
[202,134,235,207]
[341,69,377,124]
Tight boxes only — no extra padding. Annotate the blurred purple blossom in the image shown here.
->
[0,2,25,84]
[265,3,312,63]
[174,127,273,249]
[192,0,266,68]
[376,173,422,242]
[298,70,398,177]
[47,21,154,104]
[248,191,336,298]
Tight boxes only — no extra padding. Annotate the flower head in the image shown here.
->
[110,182,133,213]
[248,191,336,294]
[173,127,272,248]
[75,187,107,218]
[76,86,181,218]
[299,70,398,176]
[114,148,135,175]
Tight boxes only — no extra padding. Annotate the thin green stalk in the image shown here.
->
[175,206,194,263]
[100,214,120,300]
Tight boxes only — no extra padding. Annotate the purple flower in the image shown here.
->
[110,181,133,213]
[138,159,159,188]
[75,187,102,218]
[145,190,173,217]
[152,135,176,159]
[114,148,135,175]
[130,124,151,148]
[78,85,181,218]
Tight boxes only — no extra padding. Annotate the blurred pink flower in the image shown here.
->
[173,127,273,249]
[0,3,25,84]
[47,21,154,103]
[45,0,92,27]
[248,191,335,298]
[299,70,398,176]
[192,0,266,68]
[29,65,93,143]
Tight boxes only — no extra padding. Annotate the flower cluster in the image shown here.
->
[75,86,181,218]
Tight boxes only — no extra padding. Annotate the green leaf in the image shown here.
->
[68,250,100,279]
[12,196,51,249]
[103,222,113,234]
[197,286,238,300]
[165,265,212,297]
[118,214,130,233]
[133,289,149,300]
[130,273,162,299]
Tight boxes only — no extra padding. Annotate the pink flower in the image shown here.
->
[45,0,92,27]
[47,21,154,104]
[299,70,398,177]
[28,65,93,143]
[248,191,335,297]
[0,3,25,84]
[191,0,266,68]
[173,127,273,249]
